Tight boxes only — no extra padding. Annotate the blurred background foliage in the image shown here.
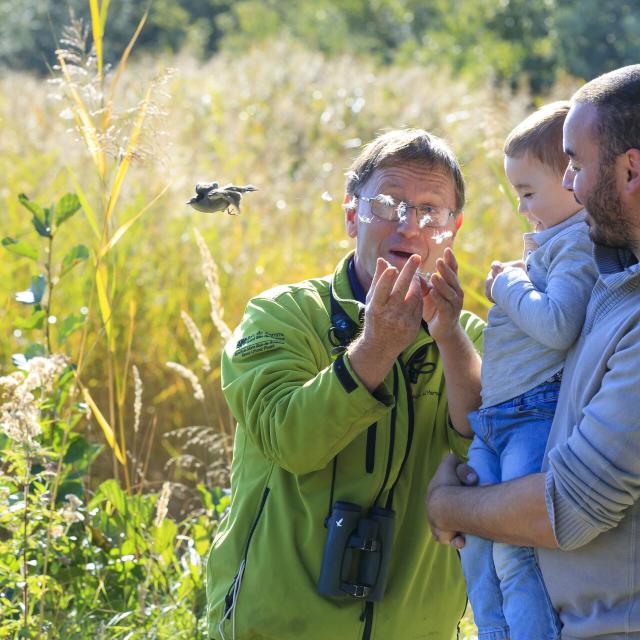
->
[0,1,638,636]
[1,0,640,93]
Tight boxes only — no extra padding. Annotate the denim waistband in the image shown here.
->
[544,370,563,384]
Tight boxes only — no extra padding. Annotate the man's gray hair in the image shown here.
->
[573,64,640,164]
[344,128,465,211]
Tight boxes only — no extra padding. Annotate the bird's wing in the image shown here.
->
[222,184,258,193]
[221,190,242,208]
[195,181,219,194]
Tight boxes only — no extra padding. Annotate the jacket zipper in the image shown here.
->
[395,356,415,486]
[372,365,399,506]
[223,487,270,616]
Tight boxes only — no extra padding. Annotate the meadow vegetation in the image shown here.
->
[0,7,580,638]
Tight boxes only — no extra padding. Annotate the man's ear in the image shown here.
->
[623,149,640,194]
[344,194,358,238]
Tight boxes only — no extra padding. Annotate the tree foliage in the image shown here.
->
[1,0,639,93]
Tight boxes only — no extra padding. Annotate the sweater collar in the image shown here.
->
[524,208,588,248]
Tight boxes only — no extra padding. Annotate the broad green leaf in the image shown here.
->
[153,518,177,554]
[64,436,92,464]
[1,237,38,260]
[17,193,45,223]
[30,213,52,238]
[60,245,89,277]
[15,275,46,305]
[98,479,127,515]
[14,309,45,330]
[57,313,86,343]
[55,193,82,226]
[56,480,84,504]
[197,483,214,511]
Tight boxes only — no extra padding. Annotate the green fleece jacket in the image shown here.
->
[206,253,485,640]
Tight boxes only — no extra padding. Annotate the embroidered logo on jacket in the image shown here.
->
[234,330,285,359]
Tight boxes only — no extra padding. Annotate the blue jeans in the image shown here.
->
[459,382,562,640]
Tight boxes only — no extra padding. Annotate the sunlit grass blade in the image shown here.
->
[95,262,114,351]
[116,299,136,407]
[89,0,104,80]
[66,166,101,240]
[99,182,171,259]
[81,385,126,465]
[104,85,153,223]
[103,8,148,130]
[57,54,106,179]
[99,0,111,31]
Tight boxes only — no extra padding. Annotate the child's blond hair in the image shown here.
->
[504,101,570,176]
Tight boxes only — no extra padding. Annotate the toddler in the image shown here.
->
[459,102,599,640]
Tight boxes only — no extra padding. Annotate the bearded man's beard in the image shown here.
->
[585,164,631,248]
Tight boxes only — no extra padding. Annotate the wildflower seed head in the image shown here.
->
[132,365,143,434]
[194,229,232,344]
[166,362,205,402]
[154,481,172,527]
[180,310,211,372]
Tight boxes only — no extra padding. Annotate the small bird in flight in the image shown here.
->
[187,182,258,214]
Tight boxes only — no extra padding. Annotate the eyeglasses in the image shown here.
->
[354,193,456,228]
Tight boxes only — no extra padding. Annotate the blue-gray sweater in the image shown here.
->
[481,210,598,408]
[539,245,640,639]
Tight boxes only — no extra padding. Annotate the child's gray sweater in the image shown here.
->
[539,245,640,639]
[481,210,598,408]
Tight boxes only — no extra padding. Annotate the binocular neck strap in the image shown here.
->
[325,456,338,526]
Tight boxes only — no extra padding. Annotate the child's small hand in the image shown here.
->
[484,261,504,302]
[503,259,526,271]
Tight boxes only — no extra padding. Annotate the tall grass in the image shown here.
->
[0,39,579,464]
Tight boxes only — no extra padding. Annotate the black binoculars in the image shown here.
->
[317,501,395,602]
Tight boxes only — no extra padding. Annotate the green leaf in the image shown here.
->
[55,193,82,226]
[18,193,45,222]
[19,193,52,237]
[24,343,46,360]
[14,309,45,330]
[57,313,86,343]
[64,436,101,467]
[1,237,38,260]
[31,213,52,238]
[60,244,89,277]
[98,479,127,515]
[56,480,84,504]
[153,518,177,554]
[15,275,46,305]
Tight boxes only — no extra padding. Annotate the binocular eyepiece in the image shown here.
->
[318,501,395,602]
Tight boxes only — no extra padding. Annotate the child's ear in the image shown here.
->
[454,212,464,231]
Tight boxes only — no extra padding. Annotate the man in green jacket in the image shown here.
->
[206,128,485,639]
